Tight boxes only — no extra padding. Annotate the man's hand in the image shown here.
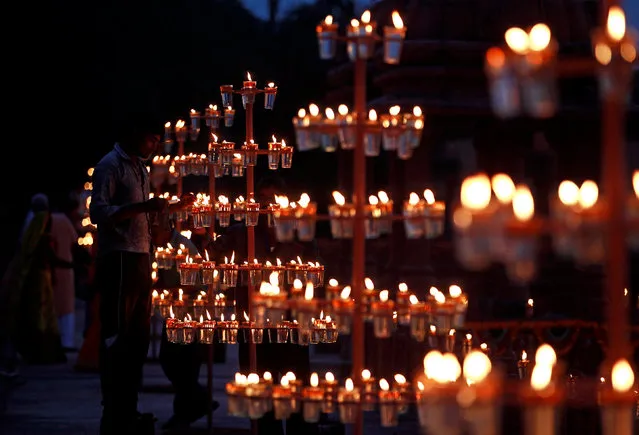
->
[169,193,196,212]
[144,197,168,213]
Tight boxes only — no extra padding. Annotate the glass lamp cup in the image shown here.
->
[264,87,278,110]
[280,146,293,168]
[231,160,245,177]
[485,51,521,119]
[220,85,233,107]
[272,388,293,420]
[208,141,221,165]
[226,383,248,418]
[206,107,220,129]
[364,125,382,156]
[241,83,257,108]
[316,23,338,60]
[321,130,339,152]
[296,203,317,241]
[396,291,411,326]
[329,204,355,239]
[383,26,406,64]
[338,115,356,149]
[424,202,446,239]
[165,318,181,343]
[307,264,324,287]
[404,201,425,238]
[293,117,316,151]
[365,204,382,239]
[268,142,282,170]
[219,264,239,288]
[356,23,377,60]
[274,208,296,242]
[409,303,429,342]
[198,321,216,344]
[224,108,235,127]
[332,299,354,334]
[245,202,260,227]
[181,321,197,344]
[371,301,395,338]
[216,202,232,227]
[516,43,559,119]
[201,262,217,285]
[233,202,246,221]
[242,143,259,166]
[396,134,412,160]
[337,387,361,424]
[379,390,400,427]
[362,289,379,322]
[302,387,324,423]
[179,264,201,286]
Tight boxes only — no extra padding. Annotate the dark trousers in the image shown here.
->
[97,251,152,421]
[159,326,208,419]
[239,339,317,435]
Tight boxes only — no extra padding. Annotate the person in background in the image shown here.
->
[90,114,194,435]
[208,176,319,435]
[0,194,67,367]
[50,197,80,351]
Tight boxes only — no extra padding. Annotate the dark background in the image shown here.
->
[6,0,348,272]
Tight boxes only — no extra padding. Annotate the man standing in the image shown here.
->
[90,115,193,435]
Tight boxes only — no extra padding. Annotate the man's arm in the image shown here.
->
[90,162,165,226]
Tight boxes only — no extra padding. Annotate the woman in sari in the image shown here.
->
[1,209,66,365]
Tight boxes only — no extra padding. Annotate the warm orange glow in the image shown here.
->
[486,47,506,68]
[324,15,333,26]
[361,10,371,24]
[607,6,626,42]
[505,27,529,54]
[391,11,404,29]
[528,23,551,52]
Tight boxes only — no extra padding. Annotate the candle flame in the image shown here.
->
[528,23,551,52]
[607,6,626,42]
[558,180,579,206]
[528,298,534,307]
[611,359,635,392]
[409,294,419,304]
[379,290,389,302]
[340,286,351,299]
[633,171,639,198]
[361,10,371,24]
[309,103,320,117]
[338,104,349,116]
[368,195,379,205]
[364,278,375,290]
[368,109,377,122]
[325,372,335,382]
[491,173,515,204]
[394,374,406,384]
[332,191,346,206]
[379,378,389,391]
[325,107,335,120]
[324,15,333,25]
[310,372,319,387]
[293,279,303,290]
[298,108,306,118]
[350,19,359,27]
[285,371,296,381]
[449,285,462,298]
[578,180,598,209]
[522,350,528,361]
[530,364,552,391]
[504,27,529,54]
[281,376,290,387]
[263,371,273,382]
[304,282,314,300]
[246,72,252,81]
[362,369,371,380]
[247,373,260,384]
[461,174,492,210]
[345,378,354,391]
[463,351,492,384]
[398,283,408,292]
[512,185,535,221]
[413,106,422,117]
[391,11,403,29]
[535,344,557,367]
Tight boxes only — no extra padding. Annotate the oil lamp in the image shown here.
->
[163,121,173,148]
[378,378,399,427]
[233,196,246,222]
[253,274,288,326]
[264,81,278,110]
[372,290,395,338]
[285,371,304,413]
[165,308,180,343]
[395,283,411,325]
[326,279,341,303]
[381,106,402,151]
[332,285,354,334]
[600,358,636,435]
[346,19,360,61]
[273,195,295,242]
[321,107,339,152]
[485,46,520,119]
[296,283,318,329]
[365,195,382,239]
[383,11,406,64]
[242,139,258,166]
[361,369,377,411]
[272,376,293,420]
[337,378,360,424]
[223,106,235,127]
[356,10,376,59]
[175,120,187,144]
[321,372,339,413]
[245,198,259,227]
[453,174,495,270]
[226,373,248,417]
[189,109,200,141]
[295,193,316,241]
[231,153,244,177]
[219,252,238,288]
[592,7,638,102]
[403,192,425,239]
[571,180,605,265]
[362,277,379,321]
[178,255,201,286]
[337,105,355,149]
[220,85,233,107]
[268,135,282,170]
[409,294,429,342]
[446,329,456,353]
[550,180,580,258]
[376,191,393,235]
[419,351,463,435]
[316,15,338,60]
[423,189,446,239]
[193,292,208,320]
[520,345,562,435]
[246,373,270,420]
[462,333,473,357]
[505,185,540,283]
[364,109,382,156]
[293,108,313,151]
[459,351,501,435]
[241,72,257,107]
[329,191,355,239]
[271,140,290,171]
[216,195,231,227]
[392,374,411,414]
[307,261,324,287]
[205,104,220,128]
[302,373,324,423]
[518,351,530,380]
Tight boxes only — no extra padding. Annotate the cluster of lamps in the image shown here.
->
[453,172,639,283]
[226,344,637,434]
[292,104,424,159]
[485,7,637,119]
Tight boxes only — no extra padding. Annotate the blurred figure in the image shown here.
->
[208,176,320,435]
[0,194,67,367]
[50,197,79,350]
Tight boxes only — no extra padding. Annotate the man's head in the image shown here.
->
[256,175,287,205]
[116,113,162,160]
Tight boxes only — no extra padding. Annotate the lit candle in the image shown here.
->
[419,351,463,435]
[378,378,399,427]
[361,369,377,412]
[371,289,395,338]
[396,283,411,325]
[243,71,256,89]
[526,298,534,318]
[383,11,406,64]
[600,358,636,435]
[272,375,293,420]
[302,373,324,423]
[461,351,501,435]
[337,378,360,424]
[225,373,249,418]
[316,14,338,60]
[264,81,278,110]
[332,285,354,334]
